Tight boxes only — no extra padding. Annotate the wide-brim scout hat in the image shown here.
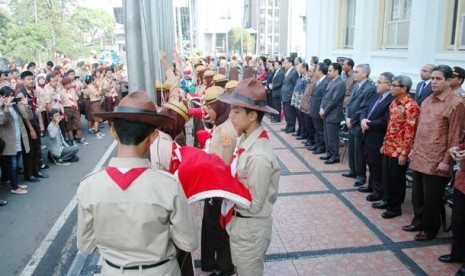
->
[204,86,225,105]
[94,91,175,127]
[217,78,279,114]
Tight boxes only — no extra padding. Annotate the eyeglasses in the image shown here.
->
[376,81,389,84]
[391,84,404,88]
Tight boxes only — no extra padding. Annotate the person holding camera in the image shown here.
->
[0,86,33,195]
[47,108,79,165]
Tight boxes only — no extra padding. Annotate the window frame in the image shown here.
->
[378,0,412,50]
[445,0,465,51]
[338,0,356,49]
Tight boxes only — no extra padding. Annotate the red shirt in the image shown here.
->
[454,131,465,194]
[382,95,419,158]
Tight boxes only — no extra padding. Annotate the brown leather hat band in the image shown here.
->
[232,92,267,107]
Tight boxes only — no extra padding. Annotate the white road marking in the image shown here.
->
[20,140,118,276]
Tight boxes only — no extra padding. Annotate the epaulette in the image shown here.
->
[80,167,105,182]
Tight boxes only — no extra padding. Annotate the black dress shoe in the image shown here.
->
[312,148,326,154]
[292,132,301,137]
[296,136,307,140]
[353,180,364,187]
[324,158,340,164]
[372,200,388,209]
[285,128,296,133]
[357,186,372,193]
[342,172,356,178]
[41,164,49,169]
[414,231,434,241]
[304,141,315,146]
[402,224,422,232]
[456,264,465,276]
[280,127,288,131]
[25,176,40,183]
[307,145,318,151]
[438,254,465,263]
[34,172,49,178]
[319,155,331,160]
[366,192,383,202]
[381,210,402,219]
[0,199,7,206]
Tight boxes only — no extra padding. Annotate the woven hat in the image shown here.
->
[213,74,227,83]
[217,78,278,114]
[203,70,216,77]
[225,80,239,92]
[164,100,190,122]
[93,91,175,126]
[204,86,225,105]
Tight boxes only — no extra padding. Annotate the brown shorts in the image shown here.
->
[86,101,102,122]
[104,96,119,112]
[64,107,82,131]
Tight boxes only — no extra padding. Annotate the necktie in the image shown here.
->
[418,82,427,97]
[367,95,383,118]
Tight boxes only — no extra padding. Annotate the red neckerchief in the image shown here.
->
[26,88,38,110]
[169,142,181,174]
[236,130,269,156]
[105,167,148,190]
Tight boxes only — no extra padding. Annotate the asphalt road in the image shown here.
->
[0,121,116,276]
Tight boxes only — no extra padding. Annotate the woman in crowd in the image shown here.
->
[0,86,32,195]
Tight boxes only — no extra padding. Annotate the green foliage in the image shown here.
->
[1,0,115,61]
[228,28,255,53]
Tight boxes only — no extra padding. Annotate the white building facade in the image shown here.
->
[306,0,465,87]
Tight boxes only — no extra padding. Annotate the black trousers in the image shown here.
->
[348,132,366,181]
[382,155,407,213]
[192,117,205,148]
[282,102,296,130]
[452,188,465,259]
[312,117,325,150]
[324,121,340,159]
[201,199,234,273]
[411,171,450,237]
[23,121,42,178]
[365,147,383,195]
[304,114,316,144]
[177,250,194,276]
[271,97,282,121]
[295,108,305,136]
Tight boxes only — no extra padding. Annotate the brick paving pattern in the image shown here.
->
[91,118,458,275]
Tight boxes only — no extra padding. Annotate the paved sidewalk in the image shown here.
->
[86,118,458,276]
[192,118,458,275]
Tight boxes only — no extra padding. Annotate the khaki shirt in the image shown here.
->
[100,77,115,97]
[36,86,52,112]
[234,126,280,217]
[84,84,102,102]
[208,119,237,165]
[59,88,78,108]
[150,131,174,172]
[343,70,355,107]
[77,158,198,267]
[409,89,465,177]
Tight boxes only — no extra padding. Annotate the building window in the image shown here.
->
[446,0,465,50]
[338,0,356,49]
[379,0,412,49]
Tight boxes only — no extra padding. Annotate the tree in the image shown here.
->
[71,7,115,45]
[228,28,255,54]
[1,23,52,62]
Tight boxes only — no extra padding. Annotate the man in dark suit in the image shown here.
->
[16,71,48,182]
[414,64,434,106]
[281,57,299,133]
[308,63,329,154]
[359,72,395,204]
[343,64,376,186]
[319,63,346,164]
[270,61,284,122]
